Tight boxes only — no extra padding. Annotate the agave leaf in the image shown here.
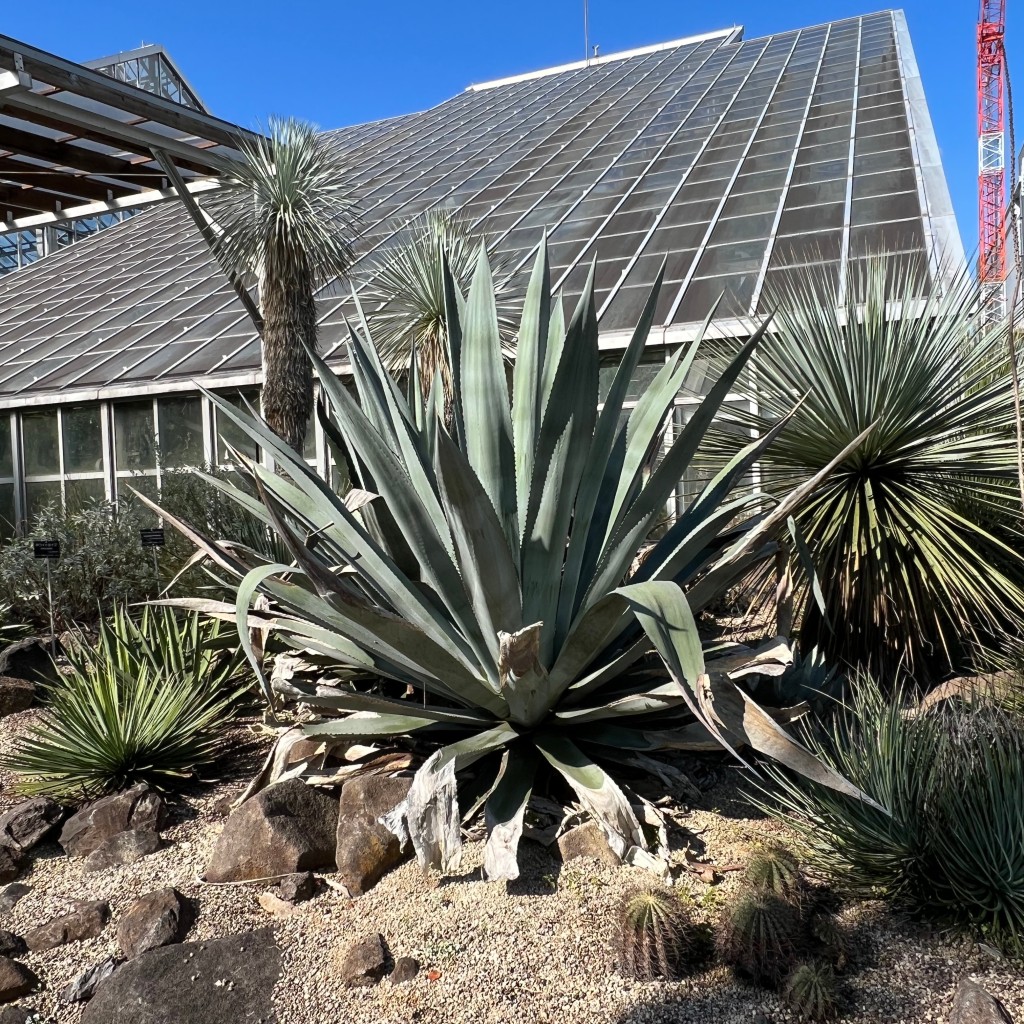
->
[482,746,539,882]
[300,713,439,740]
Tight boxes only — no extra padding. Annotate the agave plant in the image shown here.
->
[710,256,1024,676]
[152,242,869,881]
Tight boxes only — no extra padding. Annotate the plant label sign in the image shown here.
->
[140,528,166,548]
[33,539,60,559]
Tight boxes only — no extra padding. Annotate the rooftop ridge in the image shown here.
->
[466,26,742,92]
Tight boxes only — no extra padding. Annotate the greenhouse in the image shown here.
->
[0,9,962,532]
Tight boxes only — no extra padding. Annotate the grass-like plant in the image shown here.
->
[616,886,696,981]
[0,607,242,798]
[710,256,1024,677]
[760,679,1024,957]
[153,242,871,881]
[783,962,840,1021]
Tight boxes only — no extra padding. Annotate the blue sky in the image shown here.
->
[4,1,1018,255]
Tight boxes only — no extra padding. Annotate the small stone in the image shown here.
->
[0,956,37,1002]
[83,828,162,872]
[338,932,390,988]
[0,885,29,917]
[205,779,338,883]
[0,797,65,852]
[950,978,1014,1024]
[257,892,299,918]
[277,871,315,904]
[25,899,110,951]
[390,956,420,984]
[0,849,24,887]
[59,784,163,858]
[556,821,620,866]
[0,933,25,958]
[60,956,122,1004]
[117,888,195,959]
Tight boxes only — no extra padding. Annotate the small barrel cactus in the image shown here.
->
[784,962,840,1020]
[717,889,801,985]
[745,844,802,899]
[616,885,695,981]
[810,911,849,972]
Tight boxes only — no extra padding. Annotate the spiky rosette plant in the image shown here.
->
[153,241,870,882]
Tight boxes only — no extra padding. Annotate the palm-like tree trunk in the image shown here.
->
[260,274,316,454]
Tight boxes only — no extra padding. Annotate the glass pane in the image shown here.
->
[117,473,159,503]
[0,417,11,479]
[114,401,157,471]
[0,483,14,539]
[158,396,204,467]
[65,478,106,511]
[303,406,317,462]
[62,405,103,474]
[217,391,260,464]
[25,480,62,520]
[23,410,60,476]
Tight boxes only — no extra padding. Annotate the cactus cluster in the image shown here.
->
[744,845,802,900]
[615,886,697,981]
[716,889,802,984]
[784,962,840,1021]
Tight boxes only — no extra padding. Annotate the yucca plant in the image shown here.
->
[151,242,870,881]
[0,607,241,798]
[710,256,1024,677]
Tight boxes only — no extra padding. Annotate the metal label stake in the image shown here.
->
[33,539,61,658]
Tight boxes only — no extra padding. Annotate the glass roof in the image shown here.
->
[0,10,963,405]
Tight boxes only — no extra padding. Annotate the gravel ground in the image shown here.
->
[0,711,1021,1024]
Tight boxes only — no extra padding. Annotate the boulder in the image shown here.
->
[338,932,390,988]
[390,956,420,984]
[0,850,24,888]
[0,956,36,1003]
[117,888,195,959]
[84,829,162,873]
[950,978,1014,1024]
[60,784,163,858]
[25,900,110,951]
[0,639,58,688]
[60,957,122,1005]
[205,779,338,883]
[557,821,619,866]
[0,933,24,958]
[0,797,66,852]
[0,1008,30,1023]
[81,928,280,1024]
[335,776,411,896]
[0,679,33,720]
[277,871,316,904]
[0,885,29,918]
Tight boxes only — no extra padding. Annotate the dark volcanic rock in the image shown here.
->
[0,679,33,720]
[557,821,619,865]
[205,778,338,883]
[339,932,390,988]
[59,785,163,858]
[81,928,280,1024]
[60,956,122,1005]
[0,885,30,918]
[0,932,25,959]
[0,797,66,852]
[25,900,110,951]
[390,955,420,984]
[0,956,37,1002]
[950,978,1015,1024]
[84,829,162,873]
[0,638,58,688]
[0,849,24,888]
[117,888,195,959]
[277,871,315,904]
[0,1007,31,1023]
[335,775,411,896]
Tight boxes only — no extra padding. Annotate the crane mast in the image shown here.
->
[979,0,1008,327]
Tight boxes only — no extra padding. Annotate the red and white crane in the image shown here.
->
[979,0,1008,325]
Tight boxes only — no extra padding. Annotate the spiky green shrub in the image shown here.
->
[0,606,242,798]
[745,845,802,900]
[761,679,1024,957]
[784,962,840,1021]
[709,257,1024,677]
[717,889,802,984]
[155,243,868,881]
[616,886,697,980]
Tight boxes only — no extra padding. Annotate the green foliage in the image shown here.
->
[783,963,840,1021]
[745,845,802,900]
[0,602,30,650]
[0,606,241,798]
[716,889,802,984]
[158,243,867,881]
[0,499,160,629]
[711,257,1024,677]
[616,886,697,981]
[760,678,1024,957]
[809,910,849,972]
